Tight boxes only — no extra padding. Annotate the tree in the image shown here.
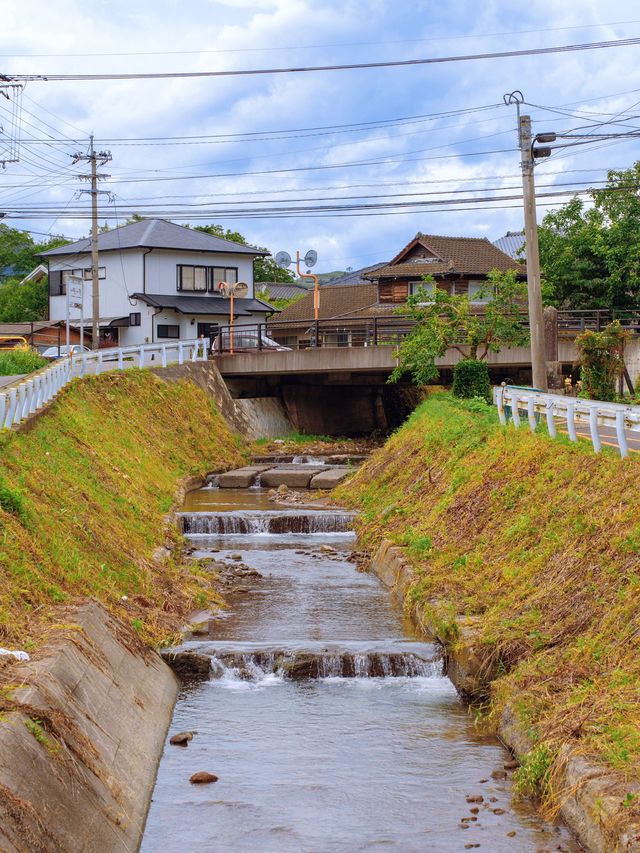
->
[0,277,49,323]
[194,224,295,282]
[575,321,629,401]
[389,269,529,386]
[538,162,640,309]
[0,224,66,280]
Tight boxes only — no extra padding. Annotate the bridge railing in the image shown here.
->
[494,384,640,458]
[210,309,640,354]
[0,338,208,430]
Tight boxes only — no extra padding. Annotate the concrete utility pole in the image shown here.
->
[518,114,548,390]
[72,136,112,350]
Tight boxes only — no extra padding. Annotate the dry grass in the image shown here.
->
[0,369,246,647]
[336,393,640,791]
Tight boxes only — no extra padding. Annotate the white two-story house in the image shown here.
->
[41,218,274,347]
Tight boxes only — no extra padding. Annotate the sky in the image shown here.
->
[2,0,640,272]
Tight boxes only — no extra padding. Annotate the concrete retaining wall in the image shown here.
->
[369,539,640,853]
[0,601,178,853]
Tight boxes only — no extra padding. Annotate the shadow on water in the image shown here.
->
[142,483,580,853]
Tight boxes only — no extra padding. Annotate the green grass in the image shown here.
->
[0,349,47,376]
[0,369,246,645]
[336,391,640,786]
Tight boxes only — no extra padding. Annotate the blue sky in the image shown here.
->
[2,0,640,272]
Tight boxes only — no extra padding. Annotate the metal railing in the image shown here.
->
[0,338,208,430]
[494,384,640,458]
[209,309,640,354]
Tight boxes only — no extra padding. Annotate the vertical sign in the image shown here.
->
[66,275,84,355]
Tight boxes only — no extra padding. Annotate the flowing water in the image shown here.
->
[142,482,580,853]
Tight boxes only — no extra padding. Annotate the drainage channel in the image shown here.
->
[141,474,580,852]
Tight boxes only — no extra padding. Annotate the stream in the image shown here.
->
[141,468,580,852]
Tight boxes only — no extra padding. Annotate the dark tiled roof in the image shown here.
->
[375,233,523,278]
[40,219,268,257]
[132,293,273,316]
[256,282,311,299]
[275,283,378,324]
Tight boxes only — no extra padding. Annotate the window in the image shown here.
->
[469,280,492,304]
[129,312,141,327]
[177,265,208,292]
[409,280,436,300]
[210,267,238,291]
[82,267,106,280]
[157,324,180,339]
[60,268,83,296]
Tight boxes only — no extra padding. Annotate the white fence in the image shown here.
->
[0,338,209,430]
[494,385,640,458]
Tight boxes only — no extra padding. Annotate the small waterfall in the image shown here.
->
[205,650,441,682]
[179,510,355,535]
[291,455,327,465]
[250,472,262,489]
[203,474,219,489]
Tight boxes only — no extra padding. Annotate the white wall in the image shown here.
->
[48,245,259,346]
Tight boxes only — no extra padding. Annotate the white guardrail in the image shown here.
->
[494,384,640,458]
[0,338,209,430]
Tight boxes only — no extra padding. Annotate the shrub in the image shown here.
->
[0,349,47,376]
[0,478,25,520]
[575,321,628,401]
[452,359,491,402]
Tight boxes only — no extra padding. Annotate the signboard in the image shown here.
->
[67,276,83,310]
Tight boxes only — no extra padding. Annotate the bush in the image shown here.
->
[575,321,628,401]
[452,359,491,402]
[0,349,47,376]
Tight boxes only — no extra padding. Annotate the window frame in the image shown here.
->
[209,266,239,292]
[176,264,208,292]
[157,324,180,339]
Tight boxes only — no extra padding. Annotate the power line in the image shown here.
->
[4,19,640,58]
[6,37,640,83]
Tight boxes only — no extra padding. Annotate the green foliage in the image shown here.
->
[0,349,47,376]
[575,320,629,401]
[513,744,553,800]
[538,164,640,309]
[256,287,307,311]
[452,359,491,401]
[0,278,49,323]
[389,269,528,386]
[0,478,25,519]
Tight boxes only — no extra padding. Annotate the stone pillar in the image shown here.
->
[543,306,562,389]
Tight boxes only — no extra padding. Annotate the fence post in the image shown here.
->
[28,378,38,414]
[615,410,629,458]
[527,395,537,432]
[96,352,103,376]
[178,342,184,365]
[511,393,521,427]
[202,337,210,360]
[589,406,602,453]
[373,317,378,346]
[139,346,145,368]
[496,386,507,425]
[258,325,263,351]
[566,400,577,442]
[15,384,26,424]
[161,344,167,368]
[5,386,17,428]
[0,393,5,429]
[545,398,556,438]
[118,348,124,370]
[191,341,198,362]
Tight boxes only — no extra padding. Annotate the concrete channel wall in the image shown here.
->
[369,540,640,853]
[0,602,178,853]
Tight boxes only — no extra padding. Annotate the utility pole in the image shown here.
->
[518,114,548,391]
[72,136,111,350]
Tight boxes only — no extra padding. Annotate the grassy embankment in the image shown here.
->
[0,369,246,648]
[336,394,640,807]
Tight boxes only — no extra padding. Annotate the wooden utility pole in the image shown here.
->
[518,115,548,391]
[72,136,111,350]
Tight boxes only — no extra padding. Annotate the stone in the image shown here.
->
[469,807,479,814]
[493,808,505,815]
[309,468,351,489]
[491,768,508,780]
[169,731,194,746]
[218,466,273,488]
[466,795,484,804]
[230,554,243,561]
[189,771,218,784]
[161,650,211,682]
[261,468,324,489]
[319,544,336,553]
[504,760,518,770]
[507,831,516,838]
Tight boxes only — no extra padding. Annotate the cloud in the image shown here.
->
[2,0,640,269]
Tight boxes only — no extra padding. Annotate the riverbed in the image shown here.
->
[141,477,580,852]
